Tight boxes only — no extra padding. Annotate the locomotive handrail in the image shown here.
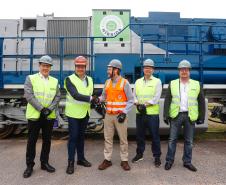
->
[0,22,226,88]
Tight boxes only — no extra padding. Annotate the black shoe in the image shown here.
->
[154,158,161,167]
[183,163,197,172]
[165,162,173,170]
[132,154,143,163]
[23,166,33,178]
[66,161,74,174]
[77,159,92,167]
[41,163,55,173]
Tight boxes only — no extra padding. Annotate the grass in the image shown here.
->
[195,120,226,141]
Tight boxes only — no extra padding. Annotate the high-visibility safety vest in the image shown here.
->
[105,77,127,114]
[135,76,160,115]
[64,74,93,119]
[169,79,200,122]
[26,73,58,119]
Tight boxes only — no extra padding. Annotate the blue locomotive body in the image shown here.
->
[0,11,225,138]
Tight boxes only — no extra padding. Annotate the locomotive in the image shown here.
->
[0,10,226,138]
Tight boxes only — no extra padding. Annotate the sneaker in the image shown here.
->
[132,154,143,163]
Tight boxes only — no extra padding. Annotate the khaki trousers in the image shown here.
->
[103,113,128,161]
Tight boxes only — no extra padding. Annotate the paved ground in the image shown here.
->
[0,138,226,185]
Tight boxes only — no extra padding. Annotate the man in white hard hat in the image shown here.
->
[98,59,134,171]
[132,59,162,167]
[23,55,60,178]
[164,59,205,172]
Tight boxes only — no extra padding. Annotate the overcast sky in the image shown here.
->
[2,0,226,19]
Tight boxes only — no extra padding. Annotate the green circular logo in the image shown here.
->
[100,15,124,37]
[106,21,117,31]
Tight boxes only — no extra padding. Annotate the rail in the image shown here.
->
[0,22,226,88]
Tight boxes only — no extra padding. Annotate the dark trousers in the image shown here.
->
[136,114,161,158]
[165,112,195,165]
[67,115,89,161]
[26,118,54,167]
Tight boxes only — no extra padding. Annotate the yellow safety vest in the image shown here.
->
[135,76,160,115]
[64,74,93,119]
[26,73,58,119]
[169,79,200,122]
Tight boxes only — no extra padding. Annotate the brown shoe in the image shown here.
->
[120,161,131,171]
[98,159,112,170]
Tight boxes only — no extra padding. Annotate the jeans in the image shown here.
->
[67,115,89,161]
[165,112,195,164]
[26,118,54,167]
[136,114,161,158]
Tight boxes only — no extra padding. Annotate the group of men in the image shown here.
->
[23,55,205,178]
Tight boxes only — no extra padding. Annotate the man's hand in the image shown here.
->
[137,104,147,115]
[117,113,127,123]
[40,108,51,119]
[91,95,100,108]
[164,117,170,125]
[91,95,100,104]
[95,102,106,118]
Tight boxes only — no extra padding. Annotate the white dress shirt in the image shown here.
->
[179,81,189,112]
[39,72,49,84]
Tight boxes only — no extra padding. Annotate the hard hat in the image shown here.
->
[178,59,191,69]
[143,59,155,67]
[74,56,87,66]
[107,59,122,70]
[39,55,53,66]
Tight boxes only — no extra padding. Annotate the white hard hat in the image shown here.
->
[107,59,122,70]
[39,55,53,66]
[178,59,191,69]
[143,59,155,67]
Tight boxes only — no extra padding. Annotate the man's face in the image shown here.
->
[179,68,190,79]
[75,65,86,77]
[143,66,154,77]
[39,63,51,77]
[107,67,113,78]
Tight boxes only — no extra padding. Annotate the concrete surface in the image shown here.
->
[0,138,226,185]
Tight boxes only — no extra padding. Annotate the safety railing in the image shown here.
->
[0,22,226,88]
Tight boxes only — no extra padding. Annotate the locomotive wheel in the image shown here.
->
[0,125,17,139]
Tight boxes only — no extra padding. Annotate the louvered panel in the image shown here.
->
[47,19,89,55]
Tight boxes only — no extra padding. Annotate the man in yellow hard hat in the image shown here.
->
[23,55,60,178]
[164,59,205,172]
[64,56,99,174]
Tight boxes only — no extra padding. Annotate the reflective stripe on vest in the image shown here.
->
[169,79,200,122]
[105,77,127,114]
[26,73,58,119]
[135,76,160,115]
[64,74,93,119]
